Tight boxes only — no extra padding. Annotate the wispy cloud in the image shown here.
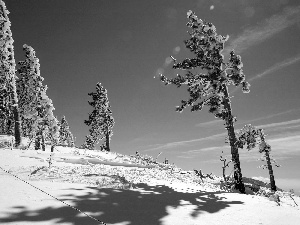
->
[144,118,300,154]
[231,54,300,94]
[225,5,300,54]
[182,146,228,154]
[256,119,300,130]
[196,120,223,128]
[142,142,186,152]
[248,54,300,83]
[268,135,300,155]
[196,109,300,128]
[239,109,300,125]
[182,119,300,157]
[142,133,226,152]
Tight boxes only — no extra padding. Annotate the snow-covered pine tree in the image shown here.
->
[43,114,60,151]
[83,83,114,151]
[159,10,250,193]
[17,44,43,138]
[0,0,22,146]
[17,44,59,150]
[236,125,279,192]
[58,115,75,147]
[81,134,94,150]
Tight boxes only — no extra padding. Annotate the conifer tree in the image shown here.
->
[17,44,43,138]
[0,0,22,146]
[236,125,280,191]
[160,10,250,193]
[58,115,75,147]
[17,44,59,150]
[83,83,114,151]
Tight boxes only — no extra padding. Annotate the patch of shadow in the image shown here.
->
[83,173,99,177]
[0,183,244,225]
[19,155,43,160]
[12,206,26,209]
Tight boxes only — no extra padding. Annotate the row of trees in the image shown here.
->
[0,0,114,151]
[0,1,71,150]
[160,10,278,193]
[15,44,112,150]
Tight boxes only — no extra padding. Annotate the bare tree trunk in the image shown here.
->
[260,134,277,191]
[223,85,245,194]
[222,165,227,182]
[265,149,276,191]
[12,105,22,147]
[105,129,110,152]
[41,131,45,151]
[35,131,41,150]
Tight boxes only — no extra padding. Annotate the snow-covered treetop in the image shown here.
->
[85,82,114,128]
[235,124,271,153]
[17,44,47,120]
[88,83,110,110]
[160,10,250,118]
[0,0,17,92]
[59,115,75,147]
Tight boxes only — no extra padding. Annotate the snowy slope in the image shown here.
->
[0,145,299,225]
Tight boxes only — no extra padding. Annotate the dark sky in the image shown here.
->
[6,0,300,193]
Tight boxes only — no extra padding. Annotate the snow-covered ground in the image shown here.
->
[0,145,299,225]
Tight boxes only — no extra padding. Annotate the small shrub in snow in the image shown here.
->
[220,150,232,182]
[58,116,75,147]
[0,135,14,149]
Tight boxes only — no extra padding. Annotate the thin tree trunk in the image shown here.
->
[106,129,110,152]
[265,150,276,191]
[222,166,227,182]
[260,134,277,191]
[222,84,245,193]
[12,105,22,147]
[6,115,12,135]
[41,131,45,151]
[35,131,41,150]
[35,137,40,150]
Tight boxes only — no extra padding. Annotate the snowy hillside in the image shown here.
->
[0,144,299,225]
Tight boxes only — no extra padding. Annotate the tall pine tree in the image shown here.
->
[83,83,114,151]
[17,44,59,150]
[160,11,250,193]
[17,44,44,138]
[58,115,75,147]
[0,0,22,146]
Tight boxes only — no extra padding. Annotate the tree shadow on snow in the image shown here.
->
[0,183,244,225]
